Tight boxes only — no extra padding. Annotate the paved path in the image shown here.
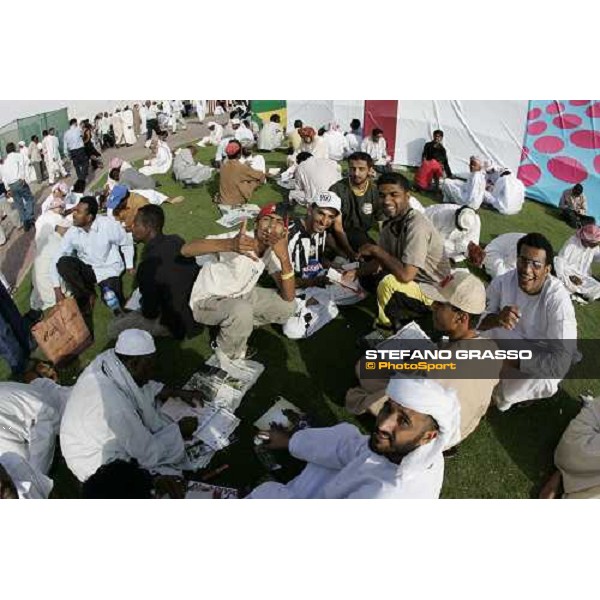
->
[0,116,216,291]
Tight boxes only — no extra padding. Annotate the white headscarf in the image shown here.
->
[386,376,461,474]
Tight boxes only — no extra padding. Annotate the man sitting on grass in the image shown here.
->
[218,140,265,206]
[247,376,460,499]
[183,204,296,362]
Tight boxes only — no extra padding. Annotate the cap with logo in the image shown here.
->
[311,191,341,215]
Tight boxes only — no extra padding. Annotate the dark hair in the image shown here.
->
[317,127,326,136]
[295,151,313,165]
[73,179,86,193]
[372,128,383,137]
[270,114,281,123]
[347,151,374,168]
[5,142,15,154]
[350,118,361,130]
[69,118,77,126]
[136,204,165,231]
[49,128,55,135]
[377,172,411,192]
[109,168,120,181]
[294,119,303,129]
[516,232,554,266]
[42,129,48,136]
[31,135,38,142]
[79,196,99,219]
[82,460,153,499]
[454,206,475,231]
[573,184,584,195]
[433,129,444,137]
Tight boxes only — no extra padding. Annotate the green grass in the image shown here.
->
[3,146,599,498]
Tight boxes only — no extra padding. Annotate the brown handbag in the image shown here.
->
[31,297,92,367]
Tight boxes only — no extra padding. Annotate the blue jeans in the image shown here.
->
[8,180,35,224]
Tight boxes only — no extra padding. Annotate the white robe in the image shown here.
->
[298,136,329,160]
[112,113,125,145]
[60,349,186,482]
[195,100,206,121]
[30,210,70,311]
[289,157,341,206]
[482,232,525,279]
[0,452,53,499]
[121,109,137,145]
[0,381,68,475]
[198,123,224,147]
[345,130,362,156]
[442,171,486,209]
[361,137,389,166]
[480,271,578,410]
[554,235,600,301]
[139,142,173,176]
[257,121,284,151]
[424,203,481,262]
[248,423,444,499]
[323,130,348,162]
[483,174,525,215]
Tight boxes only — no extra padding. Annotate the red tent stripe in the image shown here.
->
[363,100,399,161]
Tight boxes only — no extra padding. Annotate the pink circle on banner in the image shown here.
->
[553,114,582,129]
[527,107,542,120]
[571,130,600,149]
[546,102,565,115]
[594,155,600,174]
[569,100,590,106]
[533,136,564,154]
[547,156,588,183]
[527,121,547,135]
[586,102,600,118]
[520,147,530,162]
[517,164,541,186]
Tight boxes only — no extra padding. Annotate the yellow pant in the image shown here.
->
[376,274,433,327]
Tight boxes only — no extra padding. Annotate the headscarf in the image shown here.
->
[577,223,600,244]
[386,376,461,473]
[299,127,316,139]
[109,157,124,169]
[225,140,242,158]
[52,182,69,196]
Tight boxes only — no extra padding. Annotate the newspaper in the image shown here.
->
[186,482,239,499]
[386,321,434,344]
[216,204,261,228]
[253,398,303,431]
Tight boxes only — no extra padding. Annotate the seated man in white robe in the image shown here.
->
[344,119,363,157]
[424,203,481,262]
[441,155,486,209]
[139,133,173,176]
[173,146,213,188]
[554,223,600,302]
[361,128,392,173]
[288,152,341,206]
[0,452,53,499]
[468,232,526,279]
[247,376,460,499]
[198,121,224,147]
[479,233,579,411]
[0,379,70,475]
[60,329,201,482]
[40,182,69,214]
[482,164,525,215]
[323,122,348,162]
[257,114,284,151]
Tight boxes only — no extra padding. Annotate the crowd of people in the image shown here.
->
[1,106,599,501]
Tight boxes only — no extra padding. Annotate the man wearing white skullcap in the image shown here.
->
[60,329,202,482]
[441,156,486,209]
[424,203,481,262]
[247,376,460,499]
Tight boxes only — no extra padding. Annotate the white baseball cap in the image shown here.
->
[311,191,341,215]
[420,271,486,314]
[115,329,156,356]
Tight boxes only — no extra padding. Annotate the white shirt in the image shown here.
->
[424,203,481,261]
[189,231,281,304]
[295,157,341,200]
[249,423,444,499]
[51,215,133,287]
[240,154,266,173]
[480,269,578,378]
[63,126,84,152]
[1,151,28,185]
[557,235,600,277]
[482,232,525,278]
[323,130,348,162]
[487,173,525,215]
[60,352,186,482]
[361,137,389,165]
[345,130,363,155]
[258,121,284,151]
[298,136,329,159]
[234,125,254,145]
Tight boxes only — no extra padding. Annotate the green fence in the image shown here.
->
[1,107,69,158]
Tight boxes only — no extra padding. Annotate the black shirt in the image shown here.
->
[422,141,453,178]
[137,234,200,339]
[329,178,383,234]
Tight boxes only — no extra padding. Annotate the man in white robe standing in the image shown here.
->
[247,376,460,499]
[479,232,579,411]
[121,106,137,146]
[112,110,126,147]
[257,114,284,151]
[41,127,67,184]
[60,329,202,482]
[442,156,486,209]
[554,223,600,302]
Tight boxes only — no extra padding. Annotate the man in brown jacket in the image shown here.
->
[218,140,265,206]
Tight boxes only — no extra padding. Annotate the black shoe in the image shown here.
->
[23,220,34,232]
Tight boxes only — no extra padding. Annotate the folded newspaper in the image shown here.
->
[185,482,239,499]
[253,398,304,431]
[386,321,435,344]
[161,354,265,470]
[216,204,261,228]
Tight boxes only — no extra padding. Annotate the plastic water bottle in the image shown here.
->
[102,285,122,315]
